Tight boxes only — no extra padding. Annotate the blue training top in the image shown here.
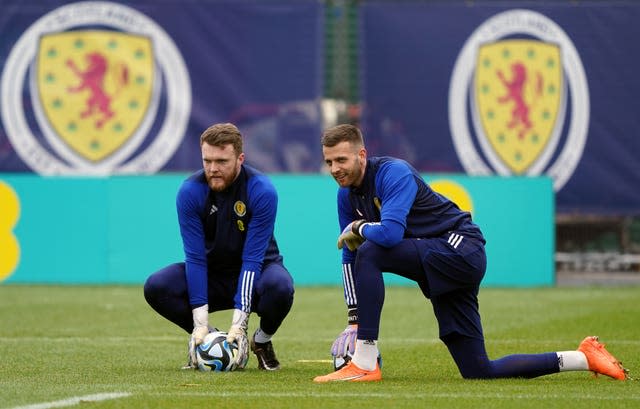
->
[338,156,485,266]
[176,165,283,312]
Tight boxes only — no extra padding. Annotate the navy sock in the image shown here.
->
[444,334,560,379]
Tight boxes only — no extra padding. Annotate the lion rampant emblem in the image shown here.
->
[496,62,543,140]
[66,52,129,128]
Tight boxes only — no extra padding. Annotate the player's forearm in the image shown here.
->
[357,219,405,248]
[233,261,262,312]
[185,260,208,306]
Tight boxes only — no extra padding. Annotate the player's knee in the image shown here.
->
[261,274,294,302]
[457,363,494,379]
[143,273,164,305]
[143,263,184,302]
[452,350,494,379]
[443,333,494,379]
[354,240,386,266]
[275,279,295,303]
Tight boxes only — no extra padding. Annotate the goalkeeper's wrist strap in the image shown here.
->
[351,220,367,237]
[347,307,358,325]
[192,304,209,328]
[232,308,249,328]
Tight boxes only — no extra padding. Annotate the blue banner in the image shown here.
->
[360,2,640,215]
[1,1,639,215]
[0,1,323,174]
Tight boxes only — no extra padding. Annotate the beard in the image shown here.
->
[207,168,239,192]
[334,159,364,188]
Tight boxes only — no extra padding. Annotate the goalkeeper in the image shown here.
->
[314,124,628,382]
[144,123,294,371]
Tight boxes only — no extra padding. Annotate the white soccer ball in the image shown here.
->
[333,352,352,371]
[196,331,238,372]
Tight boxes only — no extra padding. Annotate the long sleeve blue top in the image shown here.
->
[337,156,484,283]
[176,165,283,312]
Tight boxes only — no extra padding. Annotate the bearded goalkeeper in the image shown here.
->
[144,123,294,371]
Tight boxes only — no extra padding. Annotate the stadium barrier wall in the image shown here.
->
[0,174,553,286]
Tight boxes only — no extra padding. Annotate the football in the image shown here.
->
[333,352,352,371]
[196,331,238,372]
[333,351,383,371]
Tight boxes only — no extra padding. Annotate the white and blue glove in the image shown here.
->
[337,220,367,251]
[227,309,249,369]
[187,304,210,369]
[331,307,358,358]
[331,324,358,358]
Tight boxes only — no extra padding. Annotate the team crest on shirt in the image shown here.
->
[234,201,247,217]
[448,9,589,191]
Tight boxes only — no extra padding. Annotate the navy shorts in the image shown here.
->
[144,261,294,335]
[414,231,486,340]
[356,231,486,340]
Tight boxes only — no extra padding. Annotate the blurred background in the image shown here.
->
[1,0,638,286]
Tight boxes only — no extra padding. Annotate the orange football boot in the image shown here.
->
[313,361,382,383]
[578,336,629,380]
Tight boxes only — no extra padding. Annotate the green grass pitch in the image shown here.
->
[1,284,639,409]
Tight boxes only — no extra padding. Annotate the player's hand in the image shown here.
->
[187,304,210,368]
[227,309,249,369]
[188,326,209,368]
[337,220,366,251]
[331,324,358,357]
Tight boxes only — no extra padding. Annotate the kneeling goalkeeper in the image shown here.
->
[314,124,628,382]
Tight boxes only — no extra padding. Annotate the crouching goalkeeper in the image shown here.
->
[144,123,294,371]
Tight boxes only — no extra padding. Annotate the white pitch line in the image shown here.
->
[157,391,640,401]
[9,392,131,409]
[2,337,640,346]
[297,359,333,363]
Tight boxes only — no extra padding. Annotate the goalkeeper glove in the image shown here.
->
[331,324,358,357]
[331,307,359,357]
[337,220,367,251]
[227,309,249,369]
[187,304,210,369]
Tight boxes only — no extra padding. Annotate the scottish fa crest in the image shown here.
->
[1,2,191,174]
[37,31,155,162]
[475,40,563,174]
[449,10,588,190]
